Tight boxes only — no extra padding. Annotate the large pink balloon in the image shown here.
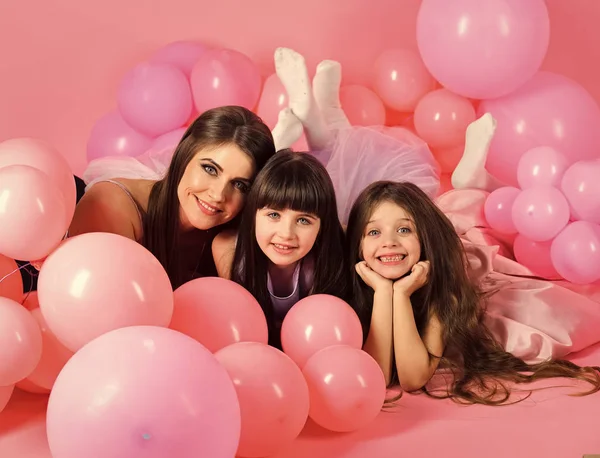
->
[280,294,363,368]
[560,160,600,224]
[517,147,569,190]
[414,89,476,149]
[256,73,288,129]
[16,378,50,394]
[302,345,386,432]
[0,165,68,261]
[170,277,268,353]
[37,233,173,352]
[26,308,73,390]
[150,41,210,78]
[0,137,76,228]
[215,342,309,458]
[47,326,240,458]
[551,221,600,284]
[513,234,560,279]
[478,72,600,186]
[511,186,570,242]
[86,111,153,161]
[484,187,520,235]
[417,0,550,99]
[190,48,261,113]
[118,62,192,137]
[339,85,386,126]
[372,48,436,112]
[0,297,43,386]
[0,385,14,413]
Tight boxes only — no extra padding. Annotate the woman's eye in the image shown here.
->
[202,165,217,175]
[233,181,249,193]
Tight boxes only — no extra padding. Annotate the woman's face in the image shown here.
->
[177,144,255,230]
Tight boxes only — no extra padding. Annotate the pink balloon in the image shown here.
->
[37,233,173,352]
[0,297,42,386]
[372,48,436,112]
[170,277,268,353]
[560,160,600,224]
[339,85,386,126]
[302,345,386,432]
[478,72,600,186]
[86,111,153,161]
[215,342,309,458]
[280,294,363,368]
[256,73,288,129]
[118,62,192,137]
[190,48,261,113]
[0,137,76,228]
[47,326,240,458]
[16,378,50,394]
[513,234,560,279]
[484,187,521,235]
[26,308,73,390]
[414,89,476,149]
[417,0,550,99]
[150,41,210,78]
[431,144,464,174]
[551,221,600,284]
[0,254,23,302]
[21,291,39,311]
[517,147,569,189]
[511,186,570,242]
[0,384,14,413]
[0,165,68,261]
[149,127,187,152]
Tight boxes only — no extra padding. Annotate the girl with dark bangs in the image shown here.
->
[212,149,349,346]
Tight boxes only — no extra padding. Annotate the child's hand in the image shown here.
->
[355,261,392,292]
[393,261,430,297]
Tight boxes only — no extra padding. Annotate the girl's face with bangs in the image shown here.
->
[254,207,321,267]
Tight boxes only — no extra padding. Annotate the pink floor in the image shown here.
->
[2,344,600,458]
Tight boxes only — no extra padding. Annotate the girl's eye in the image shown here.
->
[202,165,217,175]
[233,181,249,193]
[398,227,411,234]
[267,212,280,220]
[367,229,379,236]
[298,217,311,225]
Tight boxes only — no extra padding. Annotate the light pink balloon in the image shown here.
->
[215,342,309,458]
[414,89,476,149]
[551,221,600,284]
[0,297,43,386]
[372,48,436,112]
[339,85,386,126]
[190,48,261,113]
[417,0,550,99]
[478,72,600,186]
[0,137,76,228]
[302,345,386,432]
[26,308,73,390]
[150,127,187,153]
[118,62,192,137]
[511,186,570,242]
[280,294,363,369]
[0,384,14,413]
[560,160,600,224]
[37,233,173,352]
[513,234,560,279]
[517,146,569,189]
[170,277,268,353]
[256,73,288,129]
[86,111,153,161]
[150,41,210,78]
[0,165,68,261]
[0,254,23,302]
[47,326,241,458]
[484,187,521,235]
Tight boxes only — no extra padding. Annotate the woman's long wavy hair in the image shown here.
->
[346,180,600,405]
[231,150,350,347]
[142,106,275,289]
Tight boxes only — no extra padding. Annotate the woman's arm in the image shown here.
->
[211,230,237,279]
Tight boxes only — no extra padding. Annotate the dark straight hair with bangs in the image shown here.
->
[231,149,350,347]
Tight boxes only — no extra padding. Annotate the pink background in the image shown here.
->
[1,0,599,175]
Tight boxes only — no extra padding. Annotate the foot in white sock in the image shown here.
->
[313,60,350,130]
[271,108,303,151]
[451,113,504,191]
[274,47,331,150]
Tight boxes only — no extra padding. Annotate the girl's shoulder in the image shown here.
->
[212,229,238,279]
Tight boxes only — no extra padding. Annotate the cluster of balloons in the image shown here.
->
[484,147,600,284]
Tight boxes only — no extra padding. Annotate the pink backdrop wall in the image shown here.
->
[1,0,599,175]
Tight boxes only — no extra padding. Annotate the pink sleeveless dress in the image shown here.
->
[436,188,600,363]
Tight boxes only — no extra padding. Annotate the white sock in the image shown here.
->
[313,60,350,131]
[274,47,332,150]
[271,108,303,151]
[451,113,505,191]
